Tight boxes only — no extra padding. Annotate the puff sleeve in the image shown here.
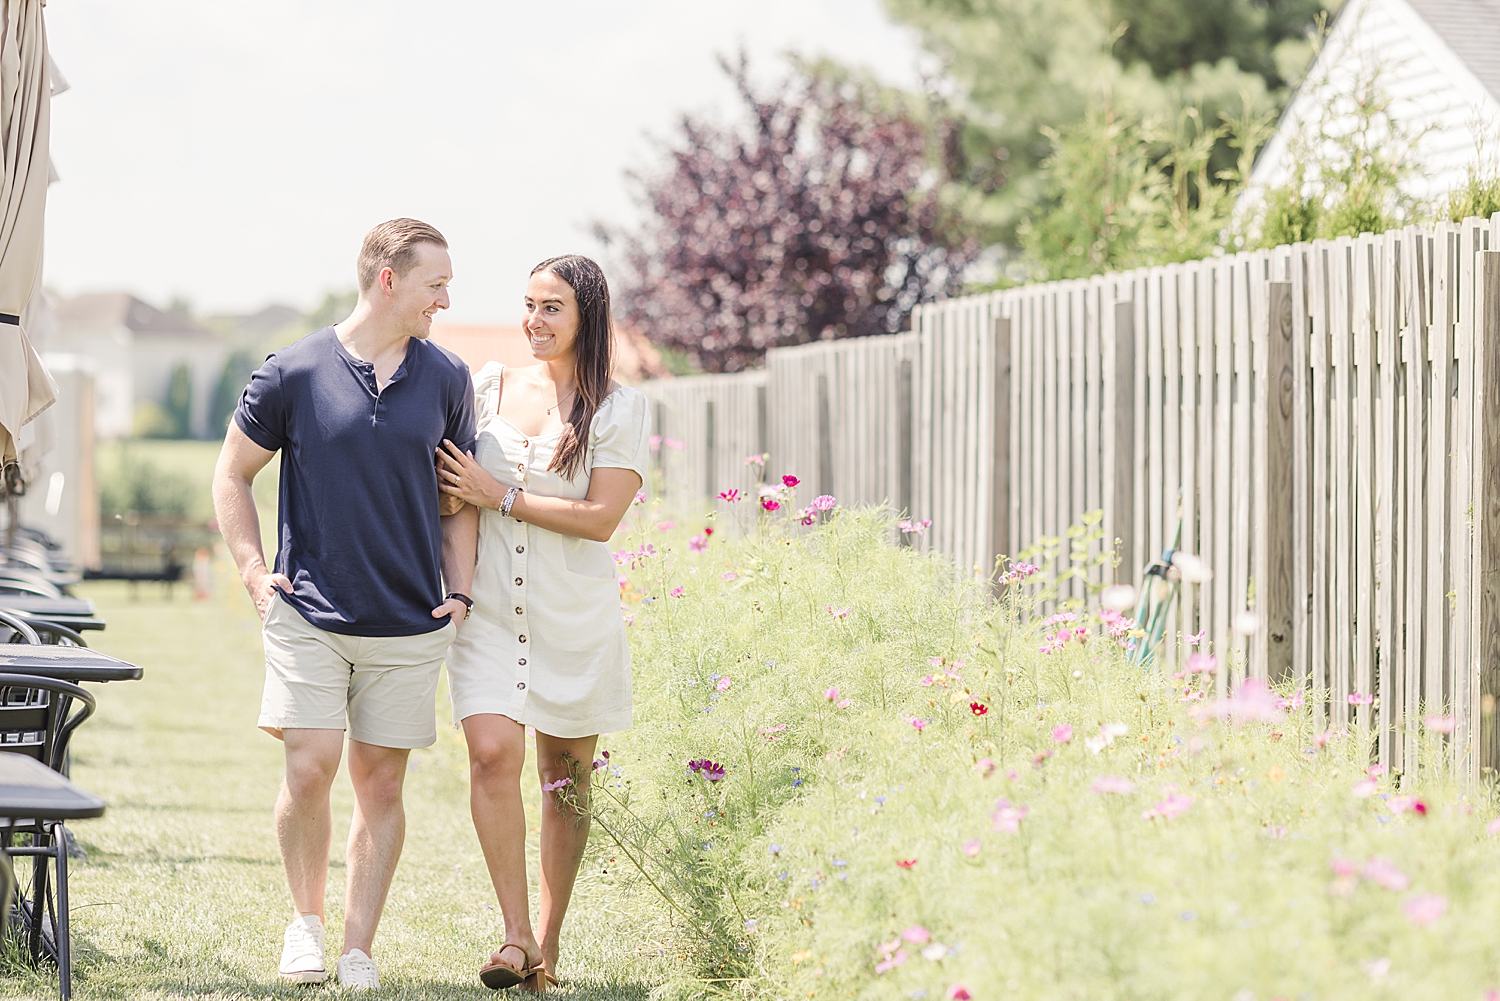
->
[587,387,651,482]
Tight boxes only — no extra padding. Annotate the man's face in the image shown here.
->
[384,242,452,338]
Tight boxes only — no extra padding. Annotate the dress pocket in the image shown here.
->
[561,538,616,580]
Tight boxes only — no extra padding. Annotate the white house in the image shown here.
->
[1250,0,1500,205]
[49,292,231,439]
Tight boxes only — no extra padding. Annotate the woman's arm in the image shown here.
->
[437,439,641,543]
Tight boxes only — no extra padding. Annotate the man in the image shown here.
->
[212,218,475,989]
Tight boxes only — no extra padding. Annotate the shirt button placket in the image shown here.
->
[512,446,531,699]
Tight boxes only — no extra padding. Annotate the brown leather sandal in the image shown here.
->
[480,944,544,991]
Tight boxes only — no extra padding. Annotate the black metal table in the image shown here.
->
[0,646,143,683]
[0,754,105,1000]
[0,755,106,821]
[0,596,105,633]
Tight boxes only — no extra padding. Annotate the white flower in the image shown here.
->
[920,943,948,962]
[1172,552,1213,583]
[1099,584,1137,611]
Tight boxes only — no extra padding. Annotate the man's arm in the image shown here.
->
[212,422,290,619]
[433,503,479,624]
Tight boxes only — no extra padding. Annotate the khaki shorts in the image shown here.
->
[258,597,455,749]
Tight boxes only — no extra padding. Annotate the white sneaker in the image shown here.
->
[278,914,328,984]
[337,949,380,990]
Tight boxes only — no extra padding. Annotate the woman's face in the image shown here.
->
[523,270,580,363]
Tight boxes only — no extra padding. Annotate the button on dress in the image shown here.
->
[445,362,651,737]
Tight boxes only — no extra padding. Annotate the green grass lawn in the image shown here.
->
[0,570,669,1000]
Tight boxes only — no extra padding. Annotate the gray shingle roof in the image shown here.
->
[1405,0,1500,102]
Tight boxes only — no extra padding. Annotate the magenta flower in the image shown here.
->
[813,494,838,512]
[903,714,927,732]
[782,474,801,489]
[669,586,685,597]
[969,701,989,717]
[1362,857,1410,891]
[990,798,1029,833]
[946,984,972,1001]
[1388,796,1428,816]
[796,507,817,526]
[716,676,732,692]
[718,488,742,503]
[1404,893,1449,926]
[1143,793,1193,820]
[1091,775,1136,795]
[1423,714,1457,734]
[541,777,572,792]
[687,759,727,781]
[760,497,781,512]
[1053,723,1073,744]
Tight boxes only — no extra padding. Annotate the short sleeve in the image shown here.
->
[446,365,478,454]
[588,387,651,481]
[234,353,287,451]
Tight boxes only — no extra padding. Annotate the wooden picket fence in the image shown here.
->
[637,214,1500,778]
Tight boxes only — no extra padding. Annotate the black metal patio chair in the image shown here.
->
[0,608,41,645]
[0,671,98,999]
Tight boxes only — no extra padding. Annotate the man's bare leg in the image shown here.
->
[341,739,411,956]
[275,728,345,919]
[535,732,598,978]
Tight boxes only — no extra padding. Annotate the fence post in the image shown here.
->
[1108,300,1136,582]
[704,399,716,501]
[898,357,914,524]
[1473,251,1500,775]
[816,373,833,499]
[1265,281,1296,684]
[989,316,1012,572]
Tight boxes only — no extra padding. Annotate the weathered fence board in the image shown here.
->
[637,215,1500,775]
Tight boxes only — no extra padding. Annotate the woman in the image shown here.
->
[435,255,649,991]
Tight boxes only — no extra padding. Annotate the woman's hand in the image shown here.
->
[437,440,506,510]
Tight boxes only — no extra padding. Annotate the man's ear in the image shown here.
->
[380,266,396,296]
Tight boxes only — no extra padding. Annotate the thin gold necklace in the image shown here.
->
[547,386,578,417]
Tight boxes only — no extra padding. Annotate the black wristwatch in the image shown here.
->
[445,592,474,619]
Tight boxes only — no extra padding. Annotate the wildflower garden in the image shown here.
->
[594,476,1500,999]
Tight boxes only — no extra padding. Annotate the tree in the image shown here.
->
[165,363,193,438]
[210,351,258,435]
[607,56,979,373]
[881,0,1325,241]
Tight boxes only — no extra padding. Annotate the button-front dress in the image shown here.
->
[444,362,651,738]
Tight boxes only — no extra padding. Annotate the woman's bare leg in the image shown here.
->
[534,732,599,977]
[462,714,542,972]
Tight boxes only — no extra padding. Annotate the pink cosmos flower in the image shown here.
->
[669,586,685,598]
[898,518,932,535]
[1362,857,1410,891]
[745,453,767,467]
[1404,893,1449,927]
[974,758,996,777]
[1091,775,1136,795]
[716,676,732,692]
[947,984,972,1001]
[633,490,646,505]
[658,521,676,531]
[824,687,841,701]
[991,798,1028,833]
[901,925,930,944]
[760,497,781,512]
[1423,714,1457,734]
[541,777,572,792]
[1348,691,1375,706]
[1388,796,1428,816]
[717,488,742,503]
[903,715,927,732]
[782,474,801,489]
[813,494,838,512]
[1351,779,1378,798]
[1330,857,1358,878]
[826,605,850,618]
[664,437,685,450]
[1143,793,1193,820]
[796,508,817,526]
[1367,764,1387,777]
[1186,630,1205,647]
[962,839,981,857]
[1488,818,1500,836]
[721,570,739,581]
[1188,653,1218,674]
[689,534,708,552]
[1053,723,1073,744]
[895,859,917,869]
[874,948,908,974]
[1205,677,1285,724]
[649,434,662,451]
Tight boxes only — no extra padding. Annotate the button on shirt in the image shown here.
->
[234,326,476,636]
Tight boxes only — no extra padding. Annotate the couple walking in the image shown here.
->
[210,219,649,991]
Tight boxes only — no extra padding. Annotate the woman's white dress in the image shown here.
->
[445,362,651,737]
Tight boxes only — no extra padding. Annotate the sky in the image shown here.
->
[42,1,926,325]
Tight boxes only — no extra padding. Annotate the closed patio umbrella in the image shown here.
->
[0,0,56,494]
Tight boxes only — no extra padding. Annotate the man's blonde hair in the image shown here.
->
[356,218,448,292]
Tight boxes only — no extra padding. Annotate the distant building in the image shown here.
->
[1250,0,1500,204]
[50,293,231,439]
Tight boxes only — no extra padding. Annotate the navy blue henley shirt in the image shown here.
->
[234,326,477,636]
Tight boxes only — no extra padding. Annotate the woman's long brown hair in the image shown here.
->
[535,254,615,481]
